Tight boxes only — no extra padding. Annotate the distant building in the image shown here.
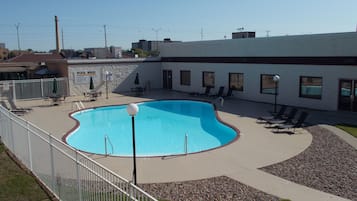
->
[232,31,256,39]
[84,46,122,59]
[0,53,66,80]
[132,38,181,52]
[0,43,5,49]
[0,47,9,60]
[109,46,122,58]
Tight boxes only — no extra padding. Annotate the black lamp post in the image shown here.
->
[127,103,139,185]
[273,75,280,113]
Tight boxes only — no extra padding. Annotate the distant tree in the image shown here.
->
[8,51,17,59]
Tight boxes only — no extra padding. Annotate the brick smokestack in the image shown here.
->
[55,15,60,53]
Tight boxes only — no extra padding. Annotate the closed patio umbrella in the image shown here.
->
[134,73,140,85]
[52,78,58,94]
[89,76,94,91]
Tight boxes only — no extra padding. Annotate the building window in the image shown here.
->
[260,74,276,94]
[202,71,215,87]
[300,76,322,99]
[180,70,191,86]
[229,73,244,91]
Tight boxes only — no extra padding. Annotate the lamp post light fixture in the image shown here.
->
[105,71,109,99]
[273,75,280,113]
[126,103,139,185]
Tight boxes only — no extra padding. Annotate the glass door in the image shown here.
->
[338,79,357,111]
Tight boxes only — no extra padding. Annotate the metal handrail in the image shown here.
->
[104,134,114,156]
[184,133,188,155]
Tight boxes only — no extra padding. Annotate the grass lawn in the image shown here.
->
[0,143,53,201]
[336,124,357,138]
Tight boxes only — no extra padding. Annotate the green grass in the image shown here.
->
[336,124,357,138]
[0,143,53,201]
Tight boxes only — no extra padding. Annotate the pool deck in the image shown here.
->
[17,90,357,201]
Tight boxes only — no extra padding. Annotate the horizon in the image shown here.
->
[1,0,357,52]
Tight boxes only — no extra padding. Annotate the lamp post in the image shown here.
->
[105,71,109,99]
[273,75,280,113]
[126,103,139,185]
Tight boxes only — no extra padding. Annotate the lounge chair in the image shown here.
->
[210,86,225,97]
[257,105,287,123]
[266,107,298,125]
[0,100,28,116]
[199,86,212,96]
[273,111,309,133]
[223,88,233,98]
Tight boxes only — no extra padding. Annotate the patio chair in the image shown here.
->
[0,100,28,116]
[210,86,225,97]
[223,88,233,98]
[199,86,212,96]
[257,105,287,123]
[273,111,309,134]
[266,107,298,125]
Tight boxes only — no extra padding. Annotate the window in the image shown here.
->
[300,76,322,99]
[229,73,244,91]
[180,70,191,86]
[260,74,277,94]
[202,71,215,87]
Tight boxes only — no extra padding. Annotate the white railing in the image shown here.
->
[0,78,69,101]
[0,106,158,201]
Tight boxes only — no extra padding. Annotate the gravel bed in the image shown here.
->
[260,125,357,201]
[140,176,280,201]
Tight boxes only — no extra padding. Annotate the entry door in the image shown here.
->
[162,70,172,89]
[338,79,357,111]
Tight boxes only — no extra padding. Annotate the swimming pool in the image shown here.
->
[66,100,238,157]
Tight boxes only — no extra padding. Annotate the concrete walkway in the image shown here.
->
[17,91,356,201]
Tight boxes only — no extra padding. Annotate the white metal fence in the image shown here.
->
[0,106,157,201]
[0,78,69,100]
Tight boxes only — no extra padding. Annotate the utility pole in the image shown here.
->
[201,28,203,40]
[266,30,270,37]
[104,25,108,48]
[152,28,161,51]
[104,25,108,58]
[15,23,21,51]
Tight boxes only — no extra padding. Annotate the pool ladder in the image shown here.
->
[72,101,85,110]
[184,133,188,155]
[104,135,114,156]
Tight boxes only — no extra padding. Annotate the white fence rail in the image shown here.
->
[0,106,157,201]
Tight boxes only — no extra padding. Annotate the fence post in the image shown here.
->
[40,78,44,98]
[26,121,33,171]
[9,111,15,152]
[12,80,16,103]
[75,150,83,201]
[49,135,56,192]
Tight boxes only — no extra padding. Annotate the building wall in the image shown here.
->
[159,32,357,111]
[67,59,161,96]
[159,32,357,57]
[162,63,357,111]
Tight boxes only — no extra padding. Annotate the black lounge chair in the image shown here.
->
[257,105,287,123]
[199,86,212,96]
[224,88,233,98]
[266,107,298,125]
[211,86,225,97]
[273,111,309,133]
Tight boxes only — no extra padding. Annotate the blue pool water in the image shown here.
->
[66,100,237,156]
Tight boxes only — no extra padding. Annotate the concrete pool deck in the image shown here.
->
[16,90,357,201]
